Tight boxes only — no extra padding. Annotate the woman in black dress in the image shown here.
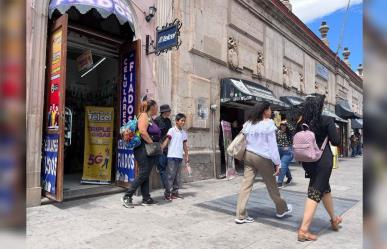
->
[297,94,342,241]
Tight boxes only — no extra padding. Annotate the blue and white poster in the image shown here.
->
[116,140,136,182]
[42,134,59,194]
[117,51,136,183]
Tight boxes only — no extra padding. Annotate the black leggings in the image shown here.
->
[126,144,157,200]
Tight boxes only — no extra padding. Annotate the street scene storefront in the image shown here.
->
[27,0,363,206]
[26,0,160,206]
[41,0,141,202]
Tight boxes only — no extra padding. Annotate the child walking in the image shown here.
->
[161,113,189,200]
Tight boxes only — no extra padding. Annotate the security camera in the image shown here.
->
[210,104,218,111]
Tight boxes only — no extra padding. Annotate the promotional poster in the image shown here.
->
[82,106,114,184]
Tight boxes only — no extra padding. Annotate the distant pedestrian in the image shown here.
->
[154,104,172,195]
[296,94,342,242]
[355,132,362,156]
[350,133,358,157]
[276,120,294,188]
[161,113,189,200]
[235,102,292,224]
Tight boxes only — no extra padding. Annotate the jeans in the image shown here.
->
[351,145,357,157]
[277,147,293,184]
[157,153,169,189]
[165,158,183,195]
[125,144,157,200]
[356,144,362,155]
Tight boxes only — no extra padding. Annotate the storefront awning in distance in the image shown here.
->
[335,99,360,119]
[279,96,305,107]
[220,78,289,110]
[351,119,363,129]
[322,109,348,123]
[49,0,135,32]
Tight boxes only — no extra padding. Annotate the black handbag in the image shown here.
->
[144,142,162,156]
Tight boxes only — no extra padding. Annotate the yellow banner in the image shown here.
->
[82,106,114,184]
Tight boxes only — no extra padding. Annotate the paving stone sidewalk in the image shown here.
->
[27,157,363,249]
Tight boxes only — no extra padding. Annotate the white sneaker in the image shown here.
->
[276,204,293,218]
[235,216,254,224]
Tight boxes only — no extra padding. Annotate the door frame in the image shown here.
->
[42,14,69,201]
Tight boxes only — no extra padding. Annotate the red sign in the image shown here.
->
[47,30,62,130]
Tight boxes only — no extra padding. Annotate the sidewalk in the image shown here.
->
[27,157,362,249]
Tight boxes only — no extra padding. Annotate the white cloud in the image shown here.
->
[290,0,362,23]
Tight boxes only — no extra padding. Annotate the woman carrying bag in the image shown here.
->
[296,94,342,241]
[234,101,292,224]
[121,98,162,208]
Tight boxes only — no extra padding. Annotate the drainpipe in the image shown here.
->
[210,104,218,178]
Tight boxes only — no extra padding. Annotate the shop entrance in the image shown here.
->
[219,104,248,175]
[63,31,120,196]
[42,1,139,202]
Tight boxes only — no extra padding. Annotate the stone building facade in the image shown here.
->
[156,0,363,178]
[26,0,363,206]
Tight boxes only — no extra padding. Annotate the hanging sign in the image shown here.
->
[155,19,182,55]
[82,106,114,184]
[221,121,236,180]
[42,134,59,194]
[76,50,93,72]
[117,51,136,183]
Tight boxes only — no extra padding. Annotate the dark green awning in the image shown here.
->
[220,78,289,110]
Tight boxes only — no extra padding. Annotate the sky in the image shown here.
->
[291,0,363,72]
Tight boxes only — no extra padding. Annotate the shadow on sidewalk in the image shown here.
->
[195,188,359,234]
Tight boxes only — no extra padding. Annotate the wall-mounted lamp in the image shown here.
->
[145,6,157,22]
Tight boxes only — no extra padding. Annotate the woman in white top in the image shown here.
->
[235,102,292,224]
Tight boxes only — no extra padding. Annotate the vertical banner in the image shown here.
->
[117,51,136,183]
[221,121,236,180]
[42,134,59,194]
[82,106,114,184]
[47,30,62,130]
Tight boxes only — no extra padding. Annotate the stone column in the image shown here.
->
[26,0,50,207]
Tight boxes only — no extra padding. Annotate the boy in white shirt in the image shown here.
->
[161,113,189,200]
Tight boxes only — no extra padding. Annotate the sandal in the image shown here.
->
[330,216,343,231]
[297,229,317,242]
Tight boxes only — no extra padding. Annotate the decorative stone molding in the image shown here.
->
[283,65,290,88]
[299,72,305,93]
[227,37,240,70]
[256,50,264,79]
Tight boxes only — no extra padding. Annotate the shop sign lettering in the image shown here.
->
[42,134,59,194]
[117,51,136,183]
[155,19,182,55]
[116,139,135,183]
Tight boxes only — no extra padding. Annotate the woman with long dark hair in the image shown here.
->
[297,94,342,241]
[121,99,161,207]
[235,102,292,224]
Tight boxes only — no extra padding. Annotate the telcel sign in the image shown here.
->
[155,19,182,55]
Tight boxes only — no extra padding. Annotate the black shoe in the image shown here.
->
[121,195,134,208]
[285,177,292,185]
[277,183,284,189]
[141,198,158,206]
